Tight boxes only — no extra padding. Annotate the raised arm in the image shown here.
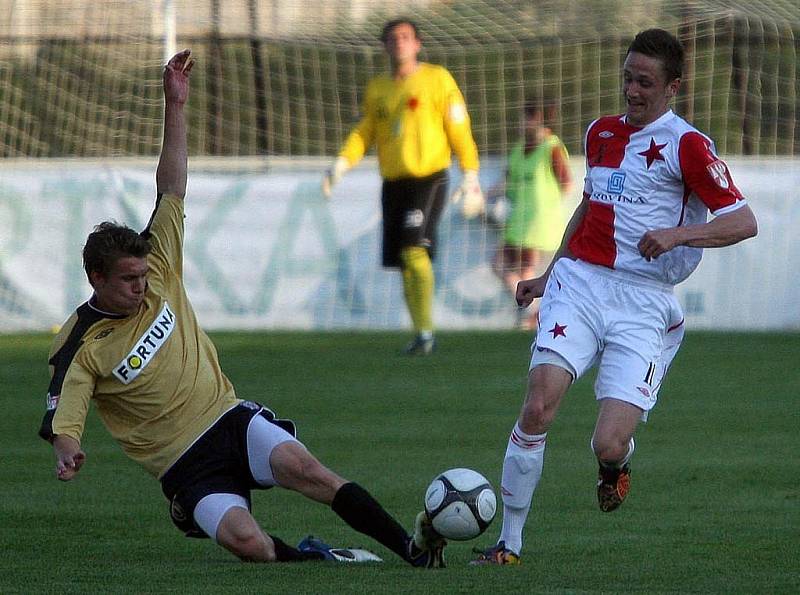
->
[156,49,194,198]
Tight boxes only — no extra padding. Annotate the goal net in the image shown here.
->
[1,0,798,331]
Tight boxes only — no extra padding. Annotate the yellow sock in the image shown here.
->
[400,246,434,334]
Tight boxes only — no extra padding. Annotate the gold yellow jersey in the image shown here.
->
[39,193,240,478]
[339,62,479,180]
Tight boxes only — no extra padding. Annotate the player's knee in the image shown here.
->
[591,435,628,464]
[520,365,571,432]
[217,514,274,562]
[231,536,272,562]
[520,390,556,432]
[519,405,552,434]
[400,246,429,271]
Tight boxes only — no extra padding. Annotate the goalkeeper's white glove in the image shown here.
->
[321,156,351,199]
[450,170,485,219]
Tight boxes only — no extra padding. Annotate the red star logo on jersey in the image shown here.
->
[548,322,567,338]
[407,96,419,110]
[638,137,667,169]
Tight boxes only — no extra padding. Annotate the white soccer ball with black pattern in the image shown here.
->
[424,468,497,541]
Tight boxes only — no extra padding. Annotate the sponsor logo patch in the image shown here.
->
[599,130,614,138]
[607,171,626,194]
[46,392,60,410]
[403,209,424,229]
[706,160,730,189]
[113,302,175,384]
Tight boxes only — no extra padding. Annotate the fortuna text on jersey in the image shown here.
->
[113,302,176,384]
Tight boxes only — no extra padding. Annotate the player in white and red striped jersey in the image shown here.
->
[572,109,746,285]
[473,28,757,566]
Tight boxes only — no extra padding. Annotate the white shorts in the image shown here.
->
[530,258,685,420]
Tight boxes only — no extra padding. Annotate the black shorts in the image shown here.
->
[381,170,448,268]
[160,401,297,538]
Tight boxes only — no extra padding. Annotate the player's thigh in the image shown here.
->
[518,361,574,432]
[269,441,346,503]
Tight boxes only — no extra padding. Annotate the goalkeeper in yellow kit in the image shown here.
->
[323,18,484,355]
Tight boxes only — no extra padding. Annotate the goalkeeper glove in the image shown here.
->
[322,156,351,199]
[450,170,485,220]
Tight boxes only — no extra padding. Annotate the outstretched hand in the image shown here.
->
[53,435,86,482]
[163,49,194,105]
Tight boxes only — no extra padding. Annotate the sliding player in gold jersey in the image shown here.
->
[323,18,485,355]
[38,49,446,568]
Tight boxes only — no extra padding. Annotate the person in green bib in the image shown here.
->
[489,98,573,330]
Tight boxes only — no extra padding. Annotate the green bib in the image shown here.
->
[504,135,567,250]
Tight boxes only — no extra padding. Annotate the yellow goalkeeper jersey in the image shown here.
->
[40,193,240,478]
[339,62,479,180]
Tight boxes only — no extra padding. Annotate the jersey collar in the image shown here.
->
[622,109,675,131]
[87,295,129,319]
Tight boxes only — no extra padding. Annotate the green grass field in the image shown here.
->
[2,331,798,594]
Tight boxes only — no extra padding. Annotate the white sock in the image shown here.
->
[619,436,635,467]
[497,422,547,556]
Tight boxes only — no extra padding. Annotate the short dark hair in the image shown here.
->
[82,221,151,280]
[524,95,558,128]
[627,28,684,81]
[380,18,421,44]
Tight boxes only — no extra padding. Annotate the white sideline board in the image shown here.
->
[0,157,796,332]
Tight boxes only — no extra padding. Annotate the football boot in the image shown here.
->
[470,540,521,565]
[597,463,631,512]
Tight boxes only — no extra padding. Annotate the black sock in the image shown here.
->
[331,482,410,560]
[270,535,324,562]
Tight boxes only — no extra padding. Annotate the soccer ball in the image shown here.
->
[424,468,497,541]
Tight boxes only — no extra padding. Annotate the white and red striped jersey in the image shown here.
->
[569,110,746,285]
